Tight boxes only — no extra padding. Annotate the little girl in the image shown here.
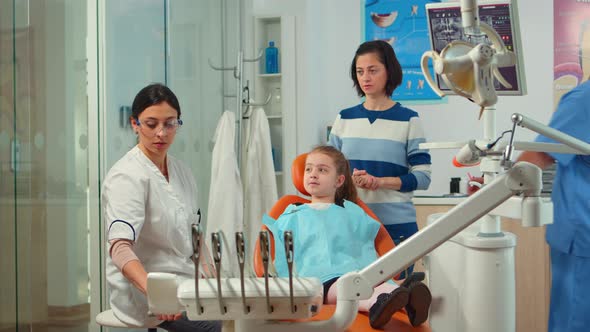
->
[263,145,431,329]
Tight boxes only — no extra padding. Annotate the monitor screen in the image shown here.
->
[425,0,526,95]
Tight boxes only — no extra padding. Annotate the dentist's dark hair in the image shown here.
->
[131,83,181,120]
[308,145,357,207]
[350,40,403,97]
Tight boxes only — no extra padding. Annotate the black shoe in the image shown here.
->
[405,281,432,327]
[369,287,410,330]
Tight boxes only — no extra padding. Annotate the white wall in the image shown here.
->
[250,0,554,196]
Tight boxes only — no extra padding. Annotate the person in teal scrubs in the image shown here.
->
[518,80,590,332]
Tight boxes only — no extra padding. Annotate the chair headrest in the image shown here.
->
[291,153,309,196]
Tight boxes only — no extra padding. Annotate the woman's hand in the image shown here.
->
[352,168,380,190]
[157,313,183,321]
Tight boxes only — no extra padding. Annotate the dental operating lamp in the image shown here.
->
[421,0,519,116]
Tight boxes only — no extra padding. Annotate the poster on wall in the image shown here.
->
[364,0,441,101]
[553,0,590,109]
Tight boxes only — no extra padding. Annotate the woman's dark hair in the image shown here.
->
[309,145,358,206]
[350,40,403,97]
[131,83,181,119]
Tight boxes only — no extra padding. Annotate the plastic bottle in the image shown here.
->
[265,41,279,74]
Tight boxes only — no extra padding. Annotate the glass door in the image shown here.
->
[0,0,18,329]
[0,0,91,331]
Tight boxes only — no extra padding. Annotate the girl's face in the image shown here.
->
[304,152,345,203]
[131,102,179,158]
[355,52,388,97]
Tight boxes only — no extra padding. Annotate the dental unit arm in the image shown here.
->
[505,112,590,161]
[144,162,543,332]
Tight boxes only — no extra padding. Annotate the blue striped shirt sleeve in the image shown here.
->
[402,116,432,191]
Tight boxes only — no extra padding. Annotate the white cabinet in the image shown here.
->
[253,16,296,196]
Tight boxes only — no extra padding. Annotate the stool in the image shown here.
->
[96,309,158,331]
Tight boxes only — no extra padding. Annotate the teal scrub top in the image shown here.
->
[263,200,381,282]
[536,80,590,257]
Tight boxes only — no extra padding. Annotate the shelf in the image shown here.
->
[258,73,281,78]
[254,15,295,196]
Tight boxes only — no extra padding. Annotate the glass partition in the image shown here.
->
[0,0,91,331]
[0,0,18,329]
[0,1,238,330]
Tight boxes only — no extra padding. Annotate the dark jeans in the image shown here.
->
[158,313,222,332]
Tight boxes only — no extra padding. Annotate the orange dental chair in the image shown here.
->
[253,153,431,332]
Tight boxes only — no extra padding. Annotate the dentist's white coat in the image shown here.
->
[243,107,277,264]
[207,111,244,277]
[103,146,198,326]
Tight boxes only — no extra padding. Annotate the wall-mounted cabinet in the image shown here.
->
[253,16,296,196]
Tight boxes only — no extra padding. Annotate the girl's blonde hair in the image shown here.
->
[309,145,358,206]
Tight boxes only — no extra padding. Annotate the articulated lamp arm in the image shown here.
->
[511,113,590,155]
[236,162,542,332]
[316,162,542,331]
[236,143,545,332]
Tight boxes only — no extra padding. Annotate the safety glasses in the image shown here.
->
[136,118,183,137]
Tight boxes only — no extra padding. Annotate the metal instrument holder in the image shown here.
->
[242,81,272,107]
[211,232,226,314]
[283,231,296,313]
[208,50,264,168]
[259,231,274,313]
[235,232,250,314]
[190,224,204,314]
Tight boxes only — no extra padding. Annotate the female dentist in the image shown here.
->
[102,83,220,332]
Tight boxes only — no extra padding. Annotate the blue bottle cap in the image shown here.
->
[269,41,275,47]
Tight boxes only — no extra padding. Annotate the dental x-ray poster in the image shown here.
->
[364,0,441,101]
[553,0,590,110]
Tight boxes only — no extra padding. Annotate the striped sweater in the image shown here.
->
[328,103,432,226]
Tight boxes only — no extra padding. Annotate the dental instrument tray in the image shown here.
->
[177,276,323,320]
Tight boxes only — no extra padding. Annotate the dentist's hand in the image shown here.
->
[158,313,183,321]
